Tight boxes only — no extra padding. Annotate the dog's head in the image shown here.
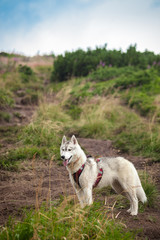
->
[60,135,79,167]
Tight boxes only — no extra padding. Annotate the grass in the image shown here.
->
[139,170,159,209]
[0,88,14,108]
[0,103,70,169]
[0,199,136,240]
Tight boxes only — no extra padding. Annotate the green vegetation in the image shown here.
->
[51,44,160,82]
[0,88,14,108]
[0,200,136,240]
[139,171,159,209]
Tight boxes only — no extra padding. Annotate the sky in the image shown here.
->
[0,0,160,56]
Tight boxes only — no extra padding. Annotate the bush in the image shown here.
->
[18,64,33,76]
[114,70,153,89]
[51,45,160,82]
[89,66,135,82]
[18,64,36,83]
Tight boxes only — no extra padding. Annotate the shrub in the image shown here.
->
[114,70,153,89]
[18,64,36,83]
[51,45,160,82]
[18,64,33,76]
[89,66,135,82]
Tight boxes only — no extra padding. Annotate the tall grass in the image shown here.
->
[0,197,136,240]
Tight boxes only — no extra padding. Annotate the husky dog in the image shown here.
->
[60,135,147,215]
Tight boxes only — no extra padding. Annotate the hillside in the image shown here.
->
[0,51,160,239]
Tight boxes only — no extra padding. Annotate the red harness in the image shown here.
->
[72,158,103,188]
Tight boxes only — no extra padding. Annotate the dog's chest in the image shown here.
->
[70,159,103,189]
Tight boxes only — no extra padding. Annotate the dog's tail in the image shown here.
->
[136,186,147,203]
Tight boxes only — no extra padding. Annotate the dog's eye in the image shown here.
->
[68,149,72,151]
[62,148,65,151]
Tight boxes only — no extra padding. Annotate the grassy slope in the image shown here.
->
[0,58,160,239]
[1,63,160,168]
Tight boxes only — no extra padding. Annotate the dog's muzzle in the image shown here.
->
[61,155,72,167]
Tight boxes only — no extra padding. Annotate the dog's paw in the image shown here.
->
[127,208,131,213]
[130,211,138,216]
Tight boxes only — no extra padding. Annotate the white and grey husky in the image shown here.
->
[60,135,147,215]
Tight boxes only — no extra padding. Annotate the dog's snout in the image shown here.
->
[61,155,65,160]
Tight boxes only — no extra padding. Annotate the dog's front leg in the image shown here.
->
[76,187,93,208]
[82,187,93,206]
[76,189,86,208]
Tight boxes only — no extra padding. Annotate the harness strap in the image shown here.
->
[73,164,85,188]
[93,158,103,188]
[72,158,103,189]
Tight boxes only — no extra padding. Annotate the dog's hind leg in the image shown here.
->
[125,190,138,216]
[120,184,138,216]
[112,179,138,215]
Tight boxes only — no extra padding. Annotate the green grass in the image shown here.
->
[139,171,159,209]
[0,200,136,240]
[0,146,49,170]
[0,88,14,108]
[0,111,11,122]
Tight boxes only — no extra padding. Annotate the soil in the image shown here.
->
[0,75,160,239]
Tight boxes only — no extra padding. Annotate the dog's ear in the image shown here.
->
[62,135,67,145]
[71,135,77,145]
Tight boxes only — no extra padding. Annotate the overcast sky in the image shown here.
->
[0,0,160,56]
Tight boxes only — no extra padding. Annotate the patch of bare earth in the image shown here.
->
[0,159,73,225]
[0,137,160,239]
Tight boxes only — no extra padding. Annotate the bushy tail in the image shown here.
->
[136,186,147,203]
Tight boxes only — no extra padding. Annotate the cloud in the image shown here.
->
[1,0,160,55]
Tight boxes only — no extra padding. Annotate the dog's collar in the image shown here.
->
[72,158,103,189]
